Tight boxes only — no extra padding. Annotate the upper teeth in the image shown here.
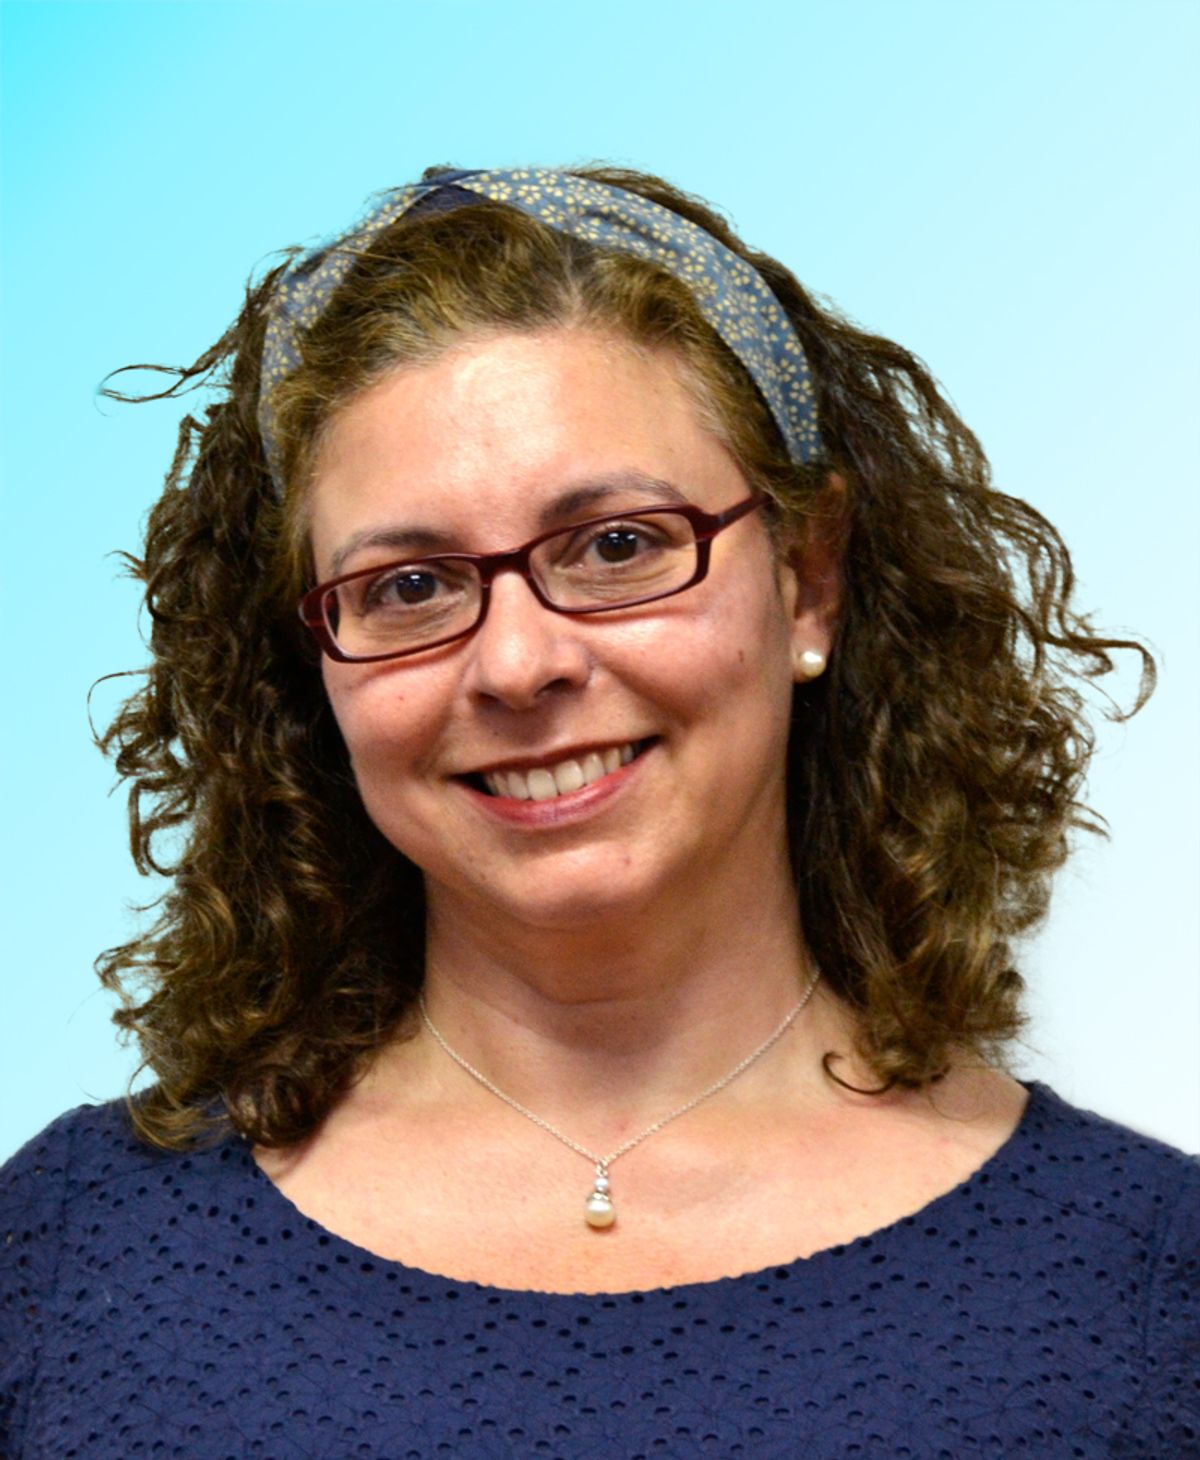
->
[483,743,637,800]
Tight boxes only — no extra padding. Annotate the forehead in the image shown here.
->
[306,328,747,573]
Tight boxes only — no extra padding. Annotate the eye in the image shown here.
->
[346,559,476,618]
[568,518,676,568]
[588,526,651,564]
[365,568,442,608]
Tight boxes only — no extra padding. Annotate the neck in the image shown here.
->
[366,842,847,1142]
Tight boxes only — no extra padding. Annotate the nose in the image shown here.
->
[463,569,592,709]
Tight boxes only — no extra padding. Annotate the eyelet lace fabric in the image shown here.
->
[2,1083,1197,1458]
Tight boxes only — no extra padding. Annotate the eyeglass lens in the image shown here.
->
[324,509,700,659]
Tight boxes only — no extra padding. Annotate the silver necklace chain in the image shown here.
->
[418,969,821,1228]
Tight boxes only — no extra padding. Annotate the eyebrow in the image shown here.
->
[327,472,691,577]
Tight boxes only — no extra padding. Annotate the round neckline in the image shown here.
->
[233,1079,1052,1302]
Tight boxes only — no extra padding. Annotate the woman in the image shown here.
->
[2,166,1195,1456]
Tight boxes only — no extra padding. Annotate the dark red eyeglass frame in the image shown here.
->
[298,492,766,664]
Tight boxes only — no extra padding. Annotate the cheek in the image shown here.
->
[692,570,797,683]
[321,663,373,769]
[624,588,795,737]
[709,591,800,740]
[321,662,443,789]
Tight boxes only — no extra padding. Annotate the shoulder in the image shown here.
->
[1,1099,182,1244]
[1014,1084,1200,1447]
[954,1082,1200,1342]
[1014,1081,1200,1234]
[1,1099,241,1451]
[1,1098,178,1312]
[2,1097,246,1246]
[0,1104,144,1445]
[2,1102,157,1276]
[3,1099,163,1202]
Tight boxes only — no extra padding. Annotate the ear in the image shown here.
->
[778,473,844,683]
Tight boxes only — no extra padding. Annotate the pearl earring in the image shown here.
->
[795,648,827,680]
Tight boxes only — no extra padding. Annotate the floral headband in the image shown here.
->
[258,167,822,487]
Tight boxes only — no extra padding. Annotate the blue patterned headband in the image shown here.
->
[258,168,822,487]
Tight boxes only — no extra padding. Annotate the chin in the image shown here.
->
[437,849,678,937]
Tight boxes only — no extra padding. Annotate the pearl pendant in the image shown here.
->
[585,1165,615,1229]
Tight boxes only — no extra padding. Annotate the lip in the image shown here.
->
[461,739,647,779]
[455,740,654,827]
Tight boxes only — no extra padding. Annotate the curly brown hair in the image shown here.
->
[98,164,1152,1149]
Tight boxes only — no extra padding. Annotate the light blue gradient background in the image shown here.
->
[2,0,1197,1159]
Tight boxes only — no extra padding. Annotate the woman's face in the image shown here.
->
[307,328,833,933]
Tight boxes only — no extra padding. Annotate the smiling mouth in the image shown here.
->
[466,739,655,801]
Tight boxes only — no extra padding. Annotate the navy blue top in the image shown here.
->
[2,1083,1197,1458]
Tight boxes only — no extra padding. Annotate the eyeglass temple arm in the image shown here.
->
[704,493,766,536]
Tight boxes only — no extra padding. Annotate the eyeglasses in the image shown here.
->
[299,493,765,663]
